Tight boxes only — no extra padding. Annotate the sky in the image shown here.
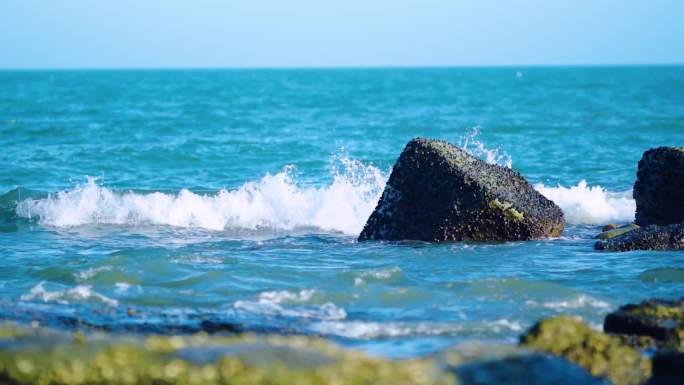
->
[1,0,683,69]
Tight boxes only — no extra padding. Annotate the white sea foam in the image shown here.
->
[20,281,118,307]
[534,180,635,225]
[526,294,612,311]
[309,319,522,339]
[233,289,347,320]
[16,156,387,235]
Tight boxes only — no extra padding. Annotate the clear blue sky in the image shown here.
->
[1,0,683,69]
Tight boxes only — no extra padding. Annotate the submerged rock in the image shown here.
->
[439,343,608,385]
[634,147,684,226]
[358,138,564,242]
[594,223,684,251]
[603,297,684,349]
[454,354,609,385]
[0,323,455,385]
[595,223,640,240]
[520,316,651,385]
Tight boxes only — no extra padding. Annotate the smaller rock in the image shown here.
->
[594,224,684,251]
[596,224,640,240]
[520,316,651,385]
[634,147,684,226]
[453,354,610,385]
[603,297,684,349]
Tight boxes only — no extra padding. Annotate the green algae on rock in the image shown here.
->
[595,224,640,240]
[520,316,651,385]
[594,224,684,251]
[0,323,456,385]
[604,297,684,349]
[358,138,564,242]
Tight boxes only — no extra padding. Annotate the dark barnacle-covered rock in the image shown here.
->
[594,224,684,251]
[603,297,684,349]
[634,147,684,227]
[359,138,564,242]
[520,316,651,385]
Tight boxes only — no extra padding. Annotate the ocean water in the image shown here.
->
[1,66,684,358]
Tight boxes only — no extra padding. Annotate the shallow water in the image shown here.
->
[1,66,684,358]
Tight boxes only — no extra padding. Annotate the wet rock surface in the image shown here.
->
[634,147,684,227]
[520,316,651,385]
[603,297,684,349]
[594,224,684,251]
[359,138,564,242]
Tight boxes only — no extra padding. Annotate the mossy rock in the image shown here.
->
[596,224,640,240]
[594,224,684,252]
[358,138,564,242]
[604,298,684,349]
[520,316,651,385]
[0,323,456,385]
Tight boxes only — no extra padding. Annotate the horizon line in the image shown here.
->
[1,62,683,72]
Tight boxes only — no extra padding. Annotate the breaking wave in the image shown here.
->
[534,181,635,225]
[15,156,387,235]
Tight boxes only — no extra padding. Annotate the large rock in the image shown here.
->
[520,316,652,385]
[603,297,684,349]
[358,138,564,242]
[594,223,684,251]
[634,147,684,226]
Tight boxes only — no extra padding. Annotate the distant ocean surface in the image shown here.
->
[1,66,684,358]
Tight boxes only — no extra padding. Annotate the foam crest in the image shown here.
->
[15,156,387,235]
[534,180,635,225]
[233,289,347,321]
[20,281,118,307]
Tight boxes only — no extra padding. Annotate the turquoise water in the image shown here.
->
[1,67,684,358]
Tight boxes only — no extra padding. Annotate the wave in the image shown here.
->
[15,156,387,235]
[534,181,635,225]
[233,289,347,321]
[308,318,522,339]
[20,281,118,307]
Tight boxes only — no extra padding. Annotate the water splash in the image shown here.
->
[534,180,635,225]
[460,127,513,168]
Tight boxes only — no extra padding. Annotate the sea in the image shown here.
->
[1,66,683,358]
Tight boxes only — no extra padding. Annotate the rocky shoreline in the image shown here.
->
[0,297,682,385]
